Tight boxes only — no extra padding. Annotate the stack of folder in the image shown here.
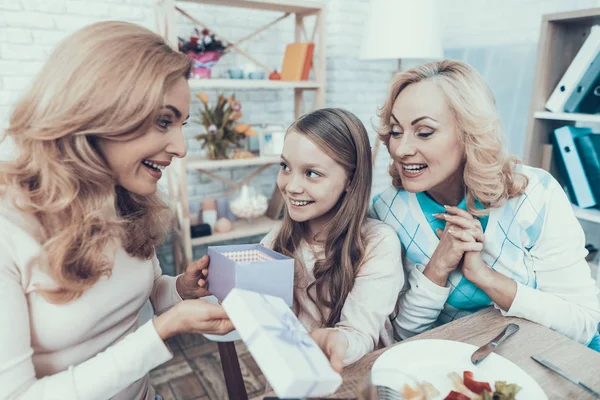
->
[545,25,600,210]
[552,126,600,209]
[546,25,600,113]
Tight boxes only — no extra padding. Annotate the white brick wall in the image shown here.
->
[0,0,154,128]
[440,0,600,47]
[1,0,599,267]
[3,0,598,194]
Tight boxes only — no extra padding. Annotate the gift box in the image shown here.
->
[222,289,342,398]
[207,244,294,306]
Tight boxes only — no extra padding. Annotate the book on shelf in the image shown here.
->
[281,42,314,81]
[564,50,600,113]
[546,25,600,113]
[574,133,600,205]
[552,126,596,208]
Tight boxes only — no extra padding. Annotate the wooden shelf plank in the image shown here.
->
[190,216,280,246]
[178,0,324,13]
[534,111,600,123]
[590,261,599,283]
[573,205,600,224]
[186,155,280,170]
[188,79,322,90]
[544,8,600,24]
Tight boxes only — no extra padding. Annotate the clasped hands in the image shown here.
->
[426,205,491,287]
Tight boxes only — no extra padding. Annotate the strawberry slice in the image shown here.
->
[443,390,471,400]
[463,371,492,394]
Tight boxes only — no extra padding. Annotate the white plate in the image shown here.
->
[371,339,547,399]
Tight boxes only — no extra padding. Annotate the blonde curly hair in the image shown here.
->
[377,60,528,215]
[0,21,191,303]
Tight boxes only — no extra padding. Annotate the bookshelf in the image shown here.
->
[187,79,322,90]
[154,0,326,273]
[591,261,600,283]
[185,155,281,170]
[573,205,600,224]
[534,111,600,124]
[190,215,279,246]
[524,8,600,227]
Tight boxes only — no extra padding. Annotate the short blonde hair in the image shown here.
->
[377,60,527,215]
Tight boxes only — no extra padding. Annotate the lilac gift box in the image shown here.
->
[207,244,294,306]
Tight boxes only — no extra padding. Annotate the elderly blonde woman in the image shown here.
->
[0,22,234,400]
[371,60,600,351]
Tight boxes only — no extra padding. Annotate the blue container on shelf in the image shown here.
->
[227,68,244,79]
[248,71,265,80]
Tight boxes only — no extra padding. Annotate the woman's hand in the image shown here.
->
[441,208,517,310]
[425,206,484,286]
[310,328,348,374]
[153,298,234,340]
[461,251,493,286]
[176,255,212,300]
[441,205,485,244]
[439,206,492,285]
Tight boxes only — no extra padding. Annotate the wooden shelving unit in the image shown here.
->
[524,8,600,228]
[590,261,600,282]
[154,0,326,272]
[177,0,323,13]
[188,79,323,90]
[185,155,281,170]
[533,111,600,123]
[190,216,279,246]
[573,205,600,224]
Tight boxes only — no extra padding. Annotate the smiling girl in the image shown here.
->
[260,108,404,370]
[0,22,233,400]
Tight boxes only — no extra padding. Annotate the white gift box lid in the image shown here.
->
[222,288,342,398]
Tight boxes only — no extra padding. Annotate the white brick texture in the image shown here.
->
[2,0,600,268]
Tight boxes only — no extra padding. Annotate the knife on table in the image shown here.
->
[531,354,600,398]
[470,323,520,365]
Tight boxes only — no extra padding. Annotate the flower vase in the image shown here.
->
[188,51,221,79]
[207,143,228,160]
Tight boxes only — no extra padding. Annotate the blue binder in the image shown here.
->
[564,51,600,113]
[552,126,596,208]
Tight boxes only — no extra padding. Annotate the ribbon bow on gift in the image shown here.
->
[252,294,315,349]
[277,312,314,347]
[243,294,325,397]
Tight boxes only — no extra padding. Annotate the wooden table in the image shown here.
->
[264,307,600,399]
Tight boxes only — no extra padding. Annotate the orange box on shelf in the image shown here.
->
[280,42,314,81]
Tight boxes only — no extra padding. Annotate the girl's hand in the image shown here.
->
[176,255,212,300]
[310,328,348,373]
[154,298,234,340]
[425,207,483,286]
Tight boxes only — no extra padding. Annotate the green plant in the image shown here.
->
[194,92,249,160]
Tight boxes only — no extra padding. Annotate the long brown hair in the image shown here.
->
[377,60,528,215]
[272,108,373,327]
[0,21,191,303]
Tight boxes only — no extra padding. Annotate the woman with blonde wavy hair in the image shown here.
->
[371,60,600,350]
[0,21,233,400]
